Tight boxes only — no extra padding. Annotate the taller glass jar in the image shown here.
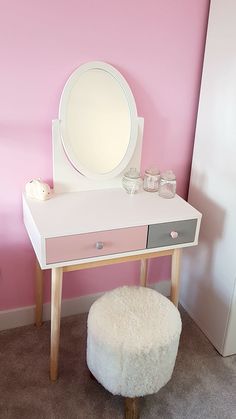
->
[143,167,160,192]
[122,168,143,194]
[159,170,176,198]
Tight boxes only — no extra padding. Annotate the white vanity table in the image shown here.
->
[22,61,201,381]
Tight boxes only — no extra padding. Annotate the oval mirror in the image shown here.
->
[59,62,138,179]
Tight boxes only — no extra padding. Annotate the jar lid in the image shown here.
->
[145,166,160,176]
[124,167,141,179]
[161,170,176,181]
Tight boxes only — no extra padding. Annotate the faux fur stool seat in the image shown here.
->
[87,286,182,418]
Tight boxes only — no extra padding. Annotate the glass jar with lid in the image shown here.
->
[122,168,143,194]
[143,167,160,192]
[159,170,176,198]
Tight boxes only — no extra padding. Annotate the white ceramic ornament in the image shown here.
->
[25,179,52,201]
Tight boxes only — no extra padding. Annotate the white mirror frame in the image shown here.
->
[59,61,138,180]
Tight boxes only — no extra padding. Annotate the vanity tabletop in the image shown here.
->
[22,188,201,238]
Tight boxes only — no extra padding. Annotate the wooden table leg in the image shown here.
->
[50,267,63,381]
[35,259,43,327]
[170,248,182,306]
[140,259,148,287]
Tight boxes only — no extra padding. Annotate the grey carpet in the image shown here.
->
[0,307,235,419]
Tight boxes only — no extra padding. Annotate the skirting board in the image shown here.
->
[0,280,171,332]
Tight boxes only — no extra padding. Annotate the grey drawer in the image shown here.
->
[147,219,197,248]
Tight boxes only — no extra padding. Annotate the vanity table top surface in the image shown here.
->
[23,188,201,239]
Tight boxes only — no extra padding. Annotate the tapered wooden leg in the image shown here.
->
[140,259,148,287]
[50,267,63,381]
[125,397,139,419]
[170,248,182,306]
[35,259,43,327]
[89,371,97,381]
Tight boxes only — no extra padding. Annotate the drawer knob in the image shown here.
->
[96,241,104,250]
[170,231,179,239]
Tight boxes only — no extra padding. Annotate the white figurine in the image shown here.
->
[25,179,52,200]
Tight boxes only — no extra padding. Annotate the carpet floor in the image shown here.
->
[0,307,235,419]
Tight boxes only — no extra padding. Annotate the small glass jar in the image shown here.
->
[159,170,176,199]
[122,168,143,194]
[143,167,160,192]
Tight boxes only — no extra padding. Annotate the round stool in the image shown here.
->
[87,286,182,418]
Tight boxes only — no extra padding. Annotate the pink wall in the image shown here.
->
[0,0,209,310]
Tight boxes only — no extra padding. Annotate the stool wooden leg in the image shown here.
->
[35,259,43,327]
[124,397,139,419]
[89,371,97,381]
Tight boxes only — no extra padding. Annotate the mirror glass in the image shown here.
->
[59,62,138,179]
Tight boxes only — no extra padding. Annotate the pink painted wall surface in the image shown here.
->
[0,0,209,310]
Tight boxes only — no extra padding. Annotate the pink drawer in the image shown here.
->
[46,226,147,264]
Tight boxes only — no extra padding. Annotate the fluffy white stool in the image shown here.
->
[87,286,182,418]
